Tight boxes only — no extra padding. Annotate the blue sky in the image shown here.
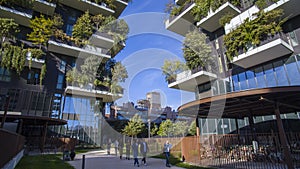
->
[113,0,195,110]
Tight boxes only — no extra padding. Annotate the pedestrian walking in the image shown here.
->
[164,140,172,167]
[132,139,140,167]
[140,139,148,165]
[118,138,124,159]
[114,139,119,156]
[107,138,111,155]
[125,138,131,160]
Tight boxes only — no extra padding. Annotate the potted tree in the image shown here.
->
[161,60,187,83]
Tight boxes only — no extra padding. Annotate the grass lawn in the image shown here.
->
[152,154,214,169]
[15,154,74,169]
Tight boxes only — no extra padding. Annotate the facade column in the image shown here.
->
[248,110,257,141]
[274,103,294,169]
[235,118,240,145]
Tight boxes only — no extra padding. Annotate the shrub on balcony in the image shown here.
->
[161,60,188,83]
[183,30,216,72]
[255,0,280,10]
[72,11,93,43]
[192,0,240,22]
[224,9,286,61]
[0,18,19,44]
[0,0,34,9]
[219,12,235,26]
[27,15,54,49]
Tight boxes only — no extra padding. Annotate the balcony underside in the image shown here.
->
[0,6,31,27]
[232,38,294,68]
[90,34,114,49]
[25,58,45,69]
[175,0,186,5]
[33,0,56,16]
[165,3,196,36]
[65,86,122,102]
[113,0,128,17]
[58,0,114,16]
[168,71,217,92]
[48,40,111,60]
[197,2,241,32]
[265,0,300,19]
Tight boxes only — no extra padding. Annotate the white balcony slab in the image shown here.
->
[65,86,122,102]
[58,0,114,16]
[48,40,111,60]
[33,0,56,16]
[0,6,32,27]
[264,0,300,18]
[168,70,217,92]
[90,34,114,49]
[25,57,45,69]
[197,2,241,32]
[165,3,196,36]
[233,38,294,68]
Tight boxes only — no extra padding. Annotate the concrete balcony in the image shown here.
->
[168,69,217,92]
[33,0,56,16]
[264,0,300,18]
[175,0,186,5]
[165,2,196,36]
[48,40,111,60]
[113,0,128,17]
[232,35,294,68]
[90,32,114,49]
[65,85,122,102]
[0,5,32,27]
[25,57,45,69]
[58,0,114,16]
[197,2,241,32]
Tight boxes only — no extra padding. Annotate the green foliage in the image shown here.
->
[192,0,241,22]
[255,0,280,10]
[173,121,189,137]
[111,61,128,83]
[0,0,34,8]
[122,114,145,137]
[91,14,106,30]
[150,124,158,137]
[0,18,19,42]
[80,55,101,84]
[188,120,197,136]
[161,60,187,83]
[40,64,47,85]
[183,30,213,70]
[219,12,235,26]
[72,11,93,41]
[52,14,63,29]
[27,15,53,48]
[157,119,175,137]
[224,9,285,61]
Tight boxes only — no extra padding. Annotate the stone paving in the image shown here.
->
[68,150,185,169]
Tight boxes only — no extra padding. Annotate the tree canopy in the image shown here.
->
[122,114,145,138]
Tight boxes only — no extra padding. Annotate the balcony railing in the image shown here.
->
[58,0,114,16]
[33,0,56,16]
[168,67,217,92]
[232,33,294,68]
[65,84,123,102]
[197,2,241,32]
[48,38,111,59]
[0,5,32,27]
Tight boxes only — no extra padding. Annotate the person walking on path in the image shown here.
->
[132,139,140,167]
[107,138,111,155]
[125,138,131,160]
[164,140,172,167]
[140,139,149,165]
[118,138,124,159]
[114,139,119,156]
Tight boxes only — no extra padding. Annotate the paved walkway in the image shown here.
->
[68,150,185,169]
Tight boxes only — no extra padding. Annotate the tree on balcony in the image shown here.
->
[161,60,187,83]
[72,11,93,45]
[224,9,286,61]
[192,0,240,21]
[27,15,54,49]
[183,30,216,72]
[0,18,19,45]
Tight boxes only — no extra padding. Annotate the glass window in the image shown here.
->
[285,57,300,85]
[246,70,256,89]
[274,60,289,86]
[289,31,299,46]
[56,73,64,89]
[254,67,266,88]
[27,70,39,85]
[263,63,277,87]
[0,67,11,82]
[238,72,248,90]
[232,75,240,91]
